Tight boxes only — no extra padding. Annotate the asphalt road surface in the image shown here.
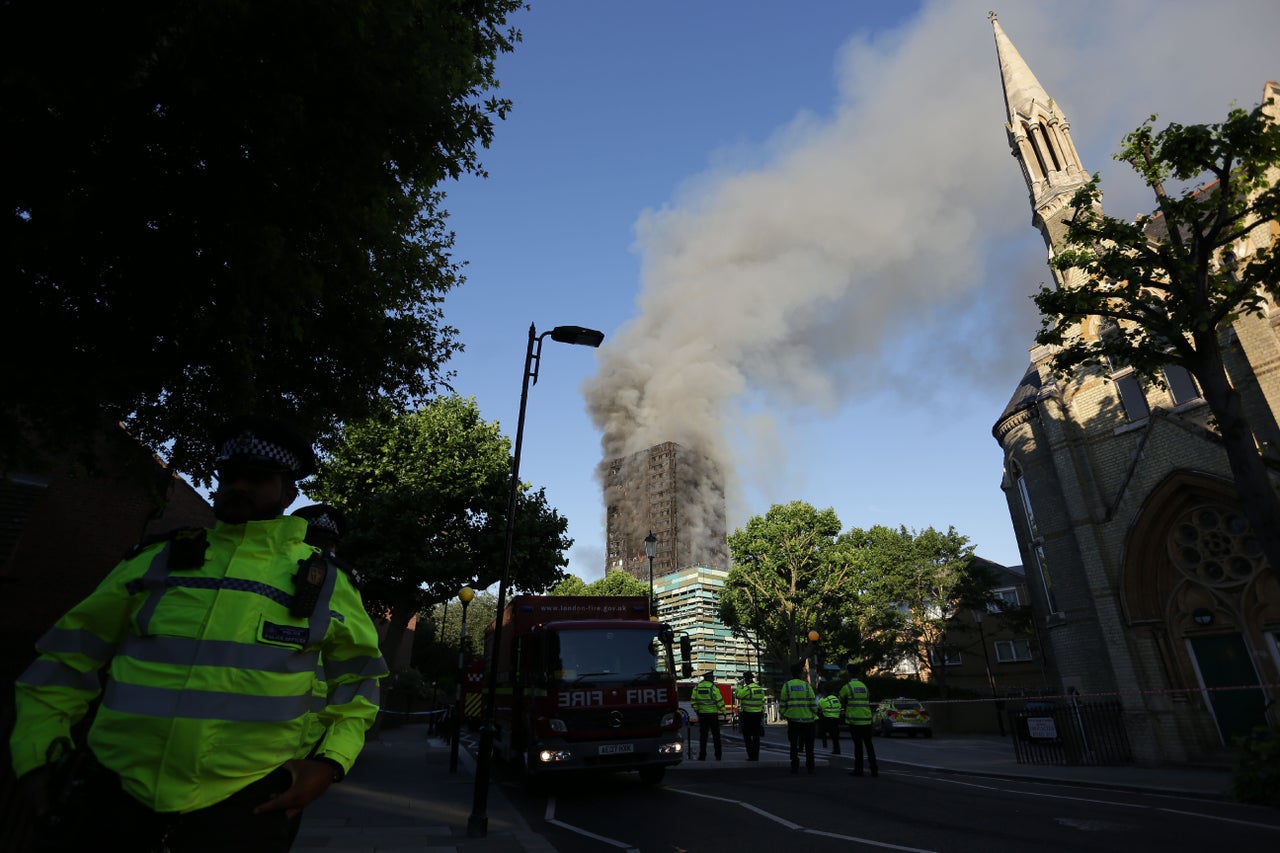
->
[488,735,1280,852]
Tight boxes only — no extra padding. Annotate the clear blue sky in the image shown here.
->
[433,0,1280,582]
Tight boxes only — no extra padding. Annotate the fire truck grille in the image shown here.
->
[564,707,665,731]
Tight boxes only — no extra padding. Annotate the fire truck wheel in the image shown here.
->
[638,766,665,786]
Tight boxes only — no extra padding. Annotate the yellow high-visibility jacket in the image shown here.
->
[839,679,873,725]
[10,516,388,814]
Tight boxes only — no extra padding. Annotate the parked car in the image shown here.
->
[873,697,932,737]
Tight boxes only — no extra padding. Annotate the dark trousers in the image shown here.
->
[849,723,877,775]
[35,752,299,852]
[698,713,722,759]
[819,716,842,753]
[739,711,763,760]
[786,720,815,771]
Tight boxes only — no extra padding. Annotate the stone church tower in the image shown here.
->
[989,14,1280,763]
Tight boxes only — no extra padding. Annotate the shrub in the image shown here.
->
[1232,725,1280,808]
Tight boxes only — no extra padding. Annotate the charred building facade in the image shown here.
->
[604,441,729,580]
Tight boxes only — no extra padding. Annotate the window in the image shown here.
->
[1013,467,1059,614]
[989,587,1021,612]
[1163,365,1201,406]
[994,639,1033,663]
[931,646,962,666]
[1112,371,1150,421]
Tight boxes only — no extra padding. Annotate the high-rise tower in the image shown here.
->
[603,441,729,580]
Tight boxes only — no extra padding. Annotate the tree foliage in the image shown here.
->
[1,0,524,479]
[720,502,856,675]
[843,525,984,686]
[549,571,651,598]
[306,397,571,656]
[1033,98,1280,575]
[721,503,992,685]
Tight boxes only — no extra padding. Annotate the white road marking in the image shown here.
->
[544,796,638,851]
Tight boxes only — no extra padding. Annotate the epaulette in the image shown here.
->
[124,527,209,570]
[328,555,365,589]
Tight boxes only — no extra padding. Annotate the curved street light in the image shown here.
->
[468,323,604,838]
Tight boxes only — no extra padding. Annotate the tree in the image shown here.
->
[843,526,984,689]
[720,502,857,679]
[548,571,651,598]
[307,397,571,658]
[1,1,524,479]
[1033,98,1280,576]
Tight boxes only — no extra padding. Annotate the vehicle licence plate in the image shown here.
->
[599,744,634,755]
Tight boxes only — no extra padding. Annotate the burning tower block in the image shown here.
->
[603,441,729,580]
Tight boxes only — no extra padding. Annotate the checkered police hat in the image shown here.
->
[213,415,316,480]
[291,503,347,541]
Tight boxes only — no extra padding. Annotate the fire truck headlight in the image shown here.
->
[538,749,573,764]
[547,718,567,733]
[658,741,683,756]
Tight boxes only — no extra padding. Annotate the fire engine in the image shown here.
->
[476,595,692,784]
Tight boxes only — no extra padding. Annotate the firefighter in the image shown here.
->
[691,670,726,760]
[734,671,767,761]
[779,662,818,774]
[818,685,843,754]
[9,415,389,851]
[839,663,878,777]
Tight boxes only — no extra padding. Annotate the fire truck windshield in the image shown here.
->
[549,627,674,685]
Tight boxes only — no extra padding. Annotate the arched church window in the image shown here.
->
[1169,504,1266,586]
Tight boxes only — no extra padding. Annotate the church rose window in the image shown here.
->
[1169,505,1266,586]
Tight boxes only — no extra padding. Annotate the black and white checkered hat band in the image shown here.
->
[310,513,341,535]
[217,435,302,474]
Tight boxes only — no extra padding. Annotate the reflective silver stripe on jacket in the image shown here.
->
[102,680,315,722]
[327,677,381,707]
[324,654,389,681]
[118,635,320,674]
[36,625,116,664]
[17,658,102,692]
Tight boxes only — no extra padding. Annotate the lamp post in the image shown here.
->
[449,587,475,773]
[807,630,820,687]
[644,530,657,619]
[971,608,1006,736]
[468,322,604,838]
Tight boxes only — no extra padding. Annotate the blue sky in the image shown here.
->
[432,0,1280,582]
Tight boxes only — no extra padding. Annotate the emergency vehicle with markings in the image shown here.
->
[479,595,693,785]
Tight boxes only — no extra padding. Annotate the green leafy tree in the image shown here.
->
[549,572,650,598]
[720,502,857,679]
[1033,98,1280,575]
[1,0,524,478]
[308,397,571,658]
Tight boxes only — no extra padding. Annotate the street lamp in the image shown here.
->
[644,530,657,619]
[807,630,820,687]
[468,322,604,838]
[971,608,1006,737]
[449,586,475,773]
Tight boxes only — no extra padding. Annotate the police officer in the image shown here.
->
[291,503,347,557]
[779,662,818,774]
[10,415,389,851]
[734,671,766,761]
[839,663,878,777]
[818,685,843,754]
[690,670,726,760]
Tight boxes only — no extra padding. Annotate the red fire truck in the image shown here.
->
[478,595,692,785]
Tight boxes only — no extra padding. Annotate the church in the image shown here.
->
[989,15,1280,763]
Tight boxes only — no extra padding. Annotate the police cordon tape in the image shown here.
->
[914,682,1280,705]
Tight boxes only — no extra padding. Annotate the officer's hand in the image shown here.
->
[252,759,334,819]
[17,766,53,816]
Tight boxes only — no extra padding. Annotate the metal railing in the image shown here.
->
[1011,698,1134,766]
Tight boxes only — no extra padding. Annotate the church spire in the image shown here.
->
[989,12,1089,248]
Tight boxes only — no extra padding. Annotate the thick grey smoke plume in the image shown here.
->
[582,0,1280,531]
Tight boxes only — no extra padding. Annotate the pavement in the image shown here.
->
[291,720,1236,853]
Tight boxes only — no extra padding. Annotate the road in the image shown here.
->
[483,731,1280,852]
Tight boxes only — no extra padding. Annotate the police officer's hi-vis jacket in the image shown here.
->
[9,516,388,814]
[839,679,873,725]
